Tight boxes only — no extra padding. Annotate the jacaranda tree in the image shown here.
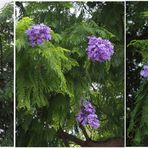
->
[16,2,124,147]
[0,3,13,146]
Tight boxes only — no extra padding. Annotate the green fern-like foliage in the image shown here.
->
[16,17,78,110]
[128,40,148,146]
[128,40,148,59]
[128,83,148,145]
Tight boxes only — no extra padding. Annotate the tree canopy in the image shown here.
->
[0,3,13,146]
[16,2,124,147]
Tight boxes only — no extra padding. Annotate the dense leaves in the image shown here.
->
[0,3,13,146]
[16,2,124,147]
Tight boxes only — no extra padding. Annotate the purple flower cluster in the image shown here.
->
[26,24,51,47]
[140,65,148,80]
[86,36,114,62]
[76,100,100,129]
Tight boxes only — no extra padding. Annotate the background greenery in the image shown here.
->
[16,2,124,147]
[126,1,148,146]
[0,3,13,146]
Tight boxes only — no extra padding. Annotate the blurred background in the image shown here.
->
[0,2,13,146]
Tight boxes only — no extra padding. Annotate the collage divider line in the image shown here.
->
[124,1,126,147]
[13,0,16,147]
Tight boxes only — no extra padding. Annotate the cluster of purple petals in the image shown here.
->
[26,24,51,47]
[76,100,100,129]
[86,36,114,62]
[140,65,148,80]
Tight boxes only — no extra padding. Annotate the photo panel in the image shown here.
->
[126,1,148,147]
[15,1,124,147]
[0,1,14,146]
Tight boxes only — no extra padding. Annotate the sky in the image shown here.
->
[0,0,11,9]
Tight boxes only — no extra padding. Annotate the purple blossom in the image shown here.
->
[76,100,100,129]
[26,24,51,47]
[140,65,148,80]
[86,36,114,62]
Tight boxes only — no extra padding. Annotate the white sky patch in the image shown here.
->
[138,63,143,67]
[0,129,4,133]
[0,0,11,9]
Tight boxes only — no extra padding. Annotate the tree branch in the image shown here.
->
[79,124,90,141]
[62,137,69,147]
[58,129,124,147]
[58,129,86,147]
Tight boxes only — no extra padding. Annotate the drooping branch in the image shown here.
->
[58,128,124,147]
